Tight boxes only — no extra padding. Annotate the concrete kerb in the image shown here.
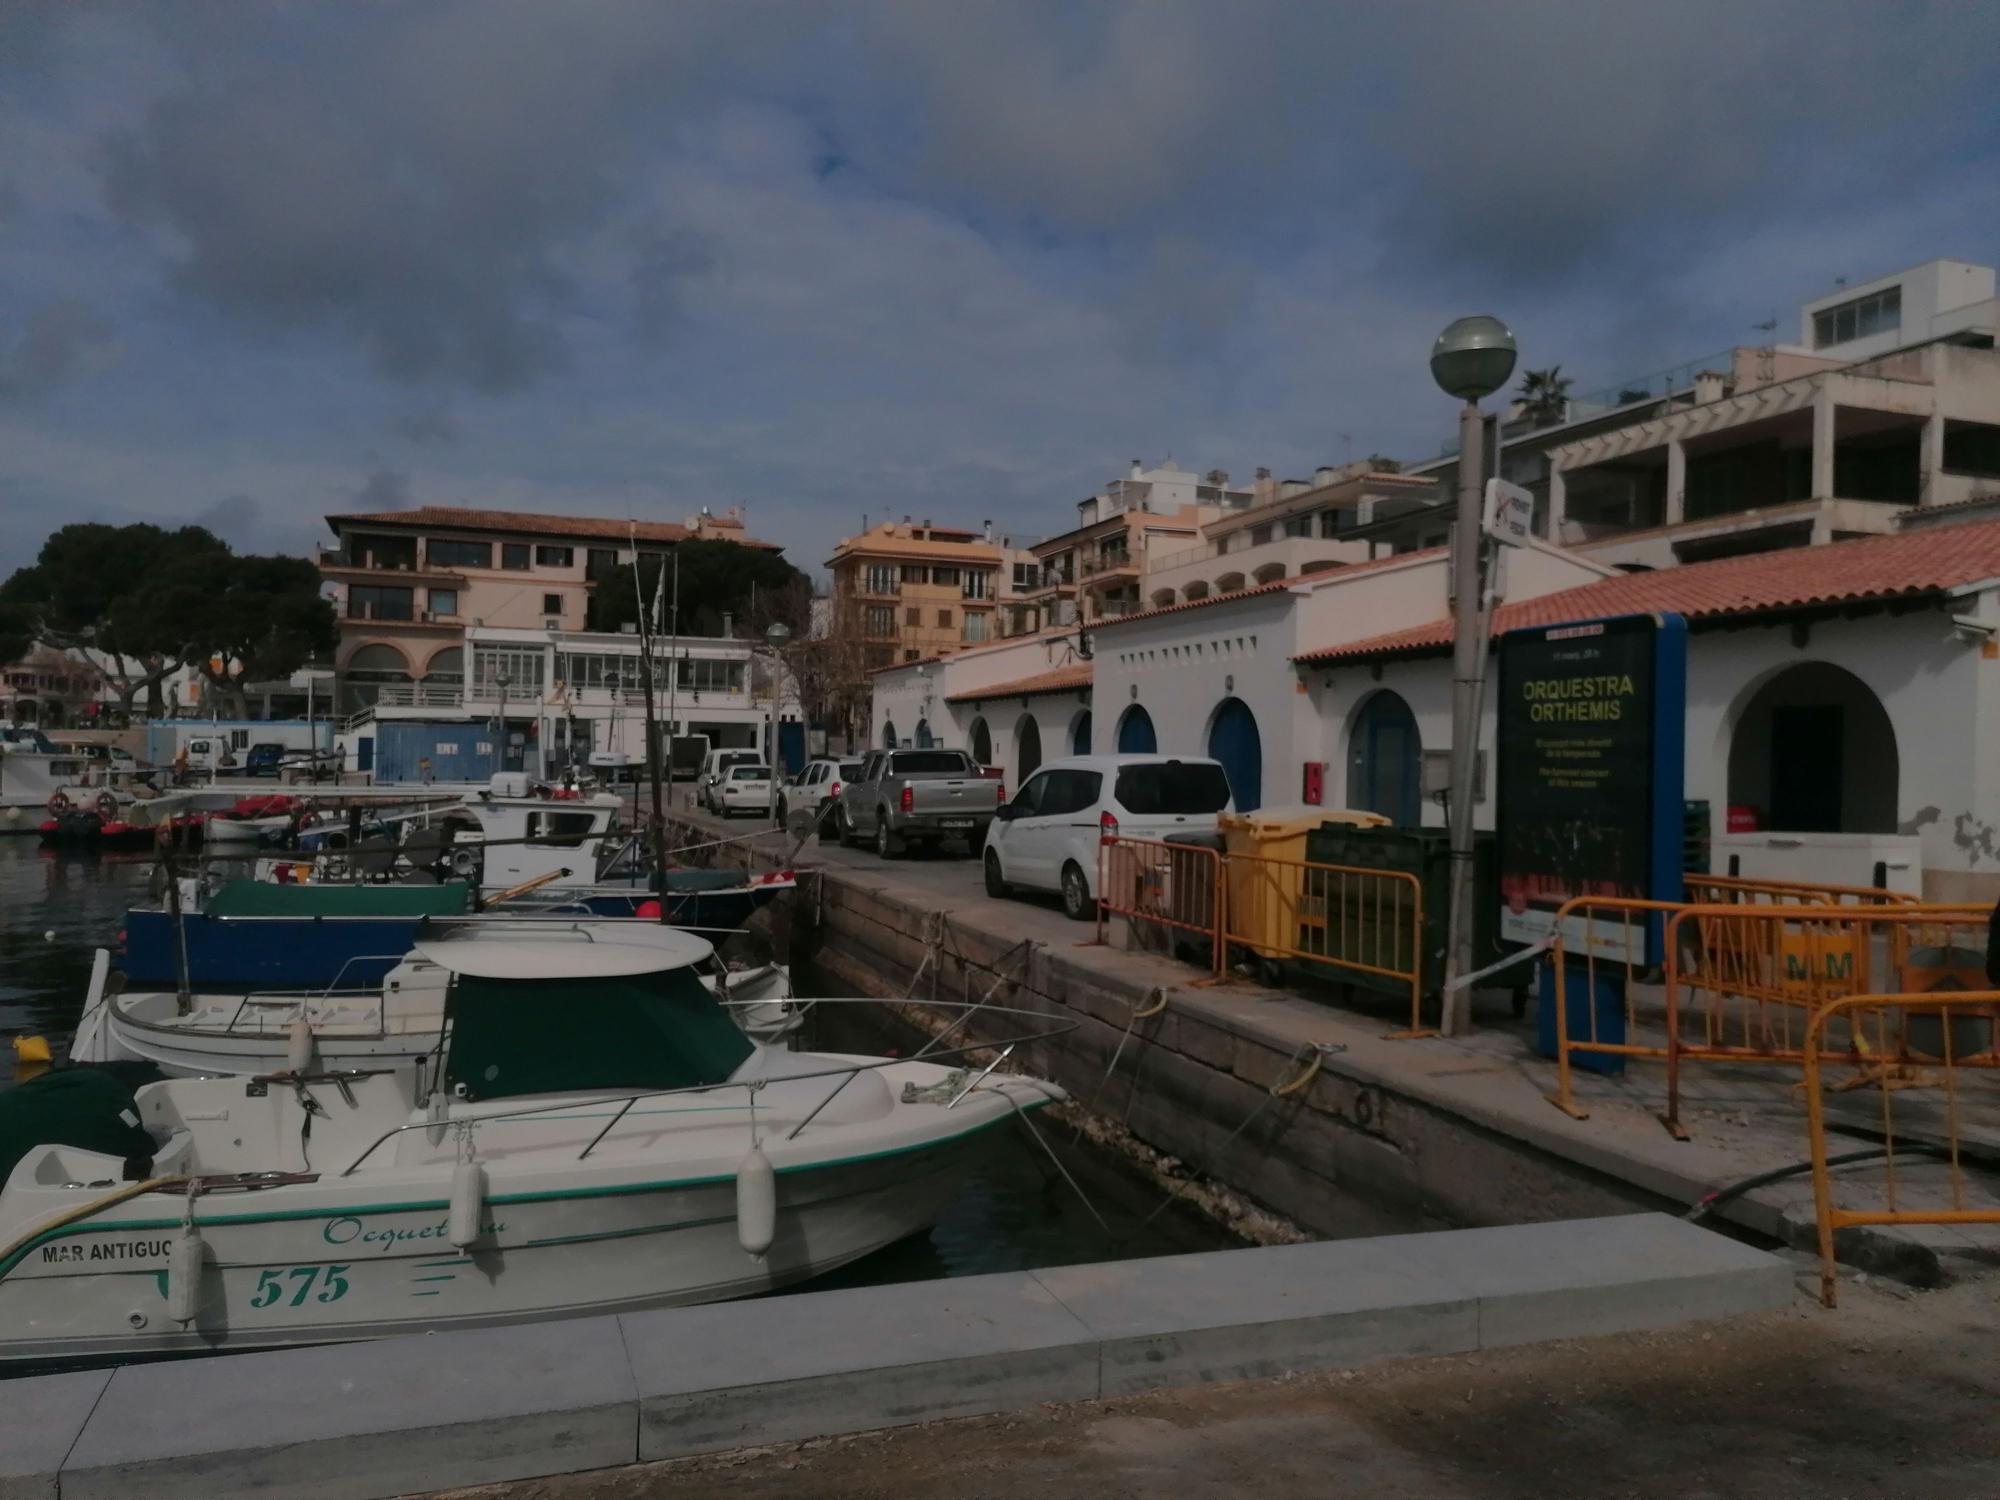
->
[0,1367,109,1500]
[17,1215,1793,1499]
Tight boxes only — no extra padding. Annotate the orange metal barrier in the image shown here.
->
[1094,836,1226,977]
[1218,853,1426,1034]
[1548,896,1994,1136]
[1684,872,1920,909]
[1804,990,2000,1306]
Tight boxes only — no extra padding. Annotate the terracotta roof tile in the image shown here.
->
[1098,546,1445,630]
[946,663,1093,704]
[1295,521,2000,665]
[325,506,778,550]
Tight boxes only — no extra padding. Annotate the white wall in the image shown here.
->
[1307,600,2000,897]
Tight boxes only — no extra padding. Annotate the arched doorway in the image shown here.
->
[1207,697,1262,811]
[1070,709,1092,756]
[970,716,993,766]
[914,717,934,748]
[1349,690,1422,826]
[1726,663,1898,832]
[1014,715,1043,783]
[881,719,898,749]
[339,644,412,715]
[1116,704,1157,754]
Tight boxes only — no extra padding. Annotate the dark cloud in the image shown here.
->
[193,492,259,539]
[631,230,717,347]
[93,3,774,392]
[353,469,412,511]
[0,299,115,401]
[391,407,457,446]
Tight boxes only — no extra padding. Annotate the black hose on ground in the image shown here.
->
[1684,1142,1954,1223]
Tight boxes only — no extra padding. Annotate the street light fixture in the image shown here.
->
[1431,315,1517,1037]
[760,624,792,766]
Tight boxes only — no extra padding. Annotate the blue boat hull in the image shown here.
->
[121,881,789,991]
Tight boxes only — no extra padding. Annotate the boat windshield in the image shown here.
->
[443,965,753,1102]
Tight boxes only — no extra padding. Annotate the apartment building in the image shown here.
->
[321,504,778,715]
[824,518,1032,666]
[1023,459,1253,630]
[1389,258,2000,567]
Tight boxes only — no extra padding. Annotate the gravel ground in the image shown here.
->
[428,1267,2000,1500]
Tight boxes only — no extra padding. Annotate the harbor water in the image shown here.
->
[0,838,1248,1291]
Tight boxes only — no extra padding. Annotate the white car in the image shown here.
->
[695,748,761,812]
[777,757,867,839]
[982,754,1233,920]
[717,762,775,818]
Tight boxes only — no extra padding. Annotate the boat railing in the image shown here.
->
[222,984,390,1038]
[335,999,1076,1175]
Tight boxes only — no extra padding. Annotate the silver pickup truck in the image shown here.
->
[836,747,1001,858]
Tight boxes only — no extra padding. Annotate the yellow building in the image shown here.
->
[825,519,1019,667]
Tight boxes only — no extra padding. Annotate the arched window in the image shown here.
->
[340,644,412,715]
[1726,663,1898,833]
[881,719,899,749]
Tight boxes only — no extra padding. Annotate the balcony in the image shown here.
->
[370,683,467,710]
[1080,553,1136,583]
[318,545,463,585]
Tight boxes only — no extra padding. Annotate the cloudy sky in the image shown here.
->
[2,1,1996,578]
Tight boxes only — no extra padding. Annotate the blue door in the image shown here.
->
[1071,711,1092,756]
[778,721,807,775]
[1350,691,1421,825]
[356,736,374,774]
[1116,705,1157,754]
[1206,698,1262,811]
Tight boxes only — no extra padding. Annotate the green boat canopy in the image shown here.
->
[444,966,753,1102]
[206,880,475,918]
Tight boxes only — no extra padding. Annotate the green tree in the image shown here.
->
[1516,366,1573,427]
[587,539,811,638]
[185,554,338,717]
[0,523,233,717]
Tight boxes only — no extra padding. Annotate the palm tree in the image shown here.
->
[1516,366,1572,427]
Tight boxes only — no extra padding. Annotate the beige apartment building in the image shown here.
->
[825,519,1034,667]
[321,505,776,715]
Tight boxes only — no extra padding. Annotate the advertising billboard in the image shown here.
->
[1496,613,1686,961]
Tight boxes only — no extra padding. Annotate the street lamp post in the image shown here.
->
[493,670,512,778]
[761,623,792,769]
[1430,314,1517,1036]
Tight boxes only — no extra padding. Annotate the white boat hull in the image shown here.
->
[0,1063,1052,1364]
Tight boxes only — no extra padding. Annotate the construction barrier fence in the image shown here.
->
[1804,990,2000,1307]
[1093,837,1425,1026]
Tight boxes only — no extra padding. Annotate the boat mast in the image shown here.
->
[628,525,672,921]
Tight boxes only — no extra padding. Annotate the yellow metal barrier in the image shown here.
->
[1218,852,1426,1034]
[1545,896,1686,1124]
[1804,989,2000,1307]
[1095,836,1227,978]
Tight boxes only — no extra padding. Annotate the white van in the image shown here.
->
[694,747,761,812]
[982,754,1233,920]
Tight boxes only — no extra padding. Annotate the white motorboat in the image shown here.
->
[72,922,804,1077]
[0,725,95,830]
[0,937,1060,1364]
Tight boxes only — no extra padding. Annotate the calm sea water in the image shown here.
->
[0,837,1244,1282]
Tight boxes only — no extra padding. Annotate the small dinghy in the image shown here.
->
[0,937,1060,1365]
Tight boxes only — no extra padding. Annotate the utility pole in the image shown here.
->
[630,528,671,921]
[1431,316,1518,1036]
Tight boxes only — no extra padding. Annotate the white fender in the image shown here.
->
[448,1156,487,1249]
[167,1227,207,1324]
[735,1142,776,1259]
[284,1016,315,1076]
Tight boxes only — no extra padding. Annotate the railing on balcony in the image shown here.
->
[1080,553,1133,579]
[318,544,424,573]
[370,683,467,710]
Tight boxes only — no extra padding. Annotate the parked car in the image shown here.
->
[180,737,238,776]
[695,748,762,812]
[245,742,288,777]
[717,762,775,819]
[777,757,867,839]
[983,754,1233,920]
[838,747,1001,857]
[279,747,343,782]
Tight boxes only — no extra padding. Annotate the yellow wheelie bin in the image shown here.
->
[1218,806,1389,977]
